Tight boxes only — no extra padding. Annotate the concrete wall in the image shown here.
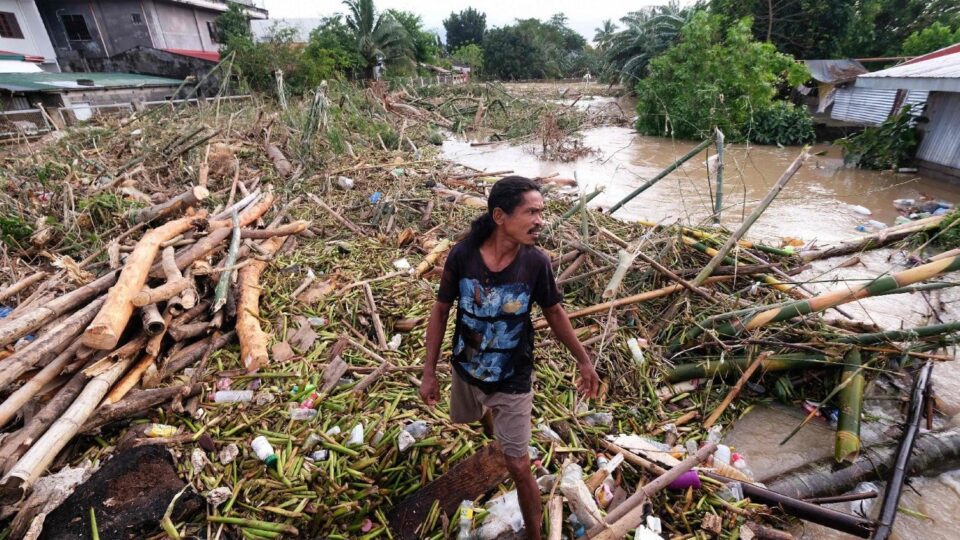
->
[152,0,218,51]
[95,0,152,54]
[0,0,59,71]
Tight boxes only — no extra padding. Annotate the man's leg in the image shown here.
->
[480,409,495,439]
[504,454,541,539]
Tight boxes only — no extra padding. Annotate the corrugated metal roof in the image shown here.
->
[904,43,960,65]
[917,92,960,170]
[803,59,867,84]
[831,86,898,125]
[0,72,183,93]
[858,50,960,92]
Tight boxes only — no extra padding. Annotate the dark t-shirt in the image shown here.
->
[437,241,562,394]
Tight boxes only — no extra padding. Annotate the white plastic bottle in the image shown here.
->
[457,500,474,540]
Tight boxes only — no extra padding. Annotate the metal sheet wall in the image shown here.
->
[917,92,960,170]
[831,87,898,125]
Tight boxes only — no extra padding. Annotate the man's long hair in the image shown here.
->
[463,176,540,247]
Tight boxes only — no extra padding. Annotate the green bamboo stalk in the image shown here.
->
[664,353,827,383]
[543,187,603,235]
[90,507,100,540]
[835,321,960,345]
[607,138,714,214]
[713,128,724,224]
[212,210,240,313]
[836,348,865,463]
[207,516,300,536]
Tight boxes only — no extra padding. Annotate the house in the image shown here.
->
[802,59,867,114]
[34,0,267,72]
[0,0,58,71]
[857,45,960,181]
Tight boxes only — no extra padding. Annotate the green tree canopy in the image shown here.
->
[388,10,442,66]
[594,19,618,52]
[451,43,484,75]
[443,8,487,52]
[634,12,809,141]
[215,3,252,45]
[602,2,690,86]
[838,0,960,58]
[902,22,960,56]
[483,26,545,79]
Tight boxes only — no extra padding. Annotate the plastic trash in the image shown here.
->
[477,490,524,540]
[559,463,603,528]
[397,430,416,452]
[627,337,645,365]
[0,306,12,319]
[850,204,872,216]
[850,482,878,516]
[714,444,731,466]
[667,470,702,490]
[213,390,253,403]
[369,191,383,204]
[404,420,430,439]
[934,207,950,216]
[731,452,755,480]
[718,480,744,501]
[457,500,474,540]
[144,423,178,438]
[536,422,563,443]
[326,425,342,436]
[289,408,317,421]
[218,443,239,465]
[706,425,723,445]
[536,474,557,493]
[300,392,321,409]
[610,434,672,453]
[251,436,278,468]
[308,449,328,461]
[634,515,664,540]
[302,432,322,452]
[392,258,411,272]
[584,412,613,427]
[347,423,364,446]
[308,316,328,327]
[685,439,699,456]
[337,176,355,190]
[387,334,402,351]
[867,219,887,230]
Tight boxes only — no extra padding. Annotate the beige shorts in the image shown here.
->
[449,368,533,458]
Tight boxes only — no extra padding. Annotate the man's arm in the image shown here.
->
[420,301,452,406]
[542,303,600,398]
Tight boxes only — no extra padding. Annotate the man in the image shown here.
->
[419,176,600,539]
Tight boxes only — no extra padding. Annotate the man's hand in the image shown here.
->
[576,360,600,398]
[419,371,440,407]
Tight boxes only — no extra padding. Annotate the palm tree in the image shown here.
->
[342,0,413,78]
[593,19,617,52]
[602,2,690,87]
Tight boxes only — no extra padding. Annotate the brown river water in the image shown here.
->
[443,123,960,539]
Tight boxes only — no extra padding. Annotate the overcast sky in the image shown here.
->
[260,0,682,44]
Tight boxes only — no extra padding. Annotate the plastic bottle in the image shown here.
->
[251,436,278,468]
[213,390,253,403]
[730,453,754,480]
[706,425,723,445]
[302,432,322,452]
[718,481,743,502]
[584,412,613,427]
[627,337,645,365]
[289,408,317,421]
[457,500,474,540]
[299,392,320,409]
[347,423,364,446]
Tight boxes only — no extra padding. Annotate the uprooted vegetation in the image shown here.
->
[0,81,956,539]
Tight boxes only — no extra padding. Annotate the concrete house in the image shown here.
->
[0,0,58,71]
[34,0,267,72]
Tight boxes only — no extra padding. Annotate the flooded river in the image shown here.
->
[443,126,960,539]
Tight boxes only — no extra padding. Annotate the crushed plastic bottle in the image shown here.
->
[251,436,278,468]
[584,412,613,427]
[392,258,411,272]
[731,452,755,480]
[714,444,731,466]
[308,449,328,461]
[213,390,253,403]
[634,515,663,540]
[144,423,178,438]
[289,408,317,421]
[536,422,563,443]
[387,334,402,351]
[457,500,474,540]
[302,432,322,452]
[718,481,744,502]
[476,490,524,540]
[347,423,364,446]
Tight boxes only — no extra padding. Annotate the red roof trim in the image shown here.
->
[903,43,960,65]
[161,48,220,62]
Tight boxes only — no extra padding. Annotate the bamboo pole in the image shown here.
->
[0,339,82,428]
[799,214,946,262]
[665,353,828,383]
[834,321,960,345]
[0,297,105,391]
[0,272,46,304]
[148,228,231,279]
[212,211,241,313]
[0,335,145,504]
[83,213,206,350]
[692,149,807,287]
[713,128,724,223]
[835,348,865,463]
[607,138,713,214]
[140,303,166,336]
[533,276,734,330]
[585,443,717,539]
[237,236,285,372]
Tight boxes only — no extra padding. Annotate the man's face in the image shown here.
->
[494,190,545,246]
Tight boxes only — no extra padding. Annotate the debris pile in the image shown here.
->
[0,81,956,540]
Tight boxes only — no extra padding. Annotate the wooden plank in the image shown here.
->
[387,442,509,539]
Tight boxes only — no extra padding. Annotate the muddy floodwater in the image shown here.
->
[444,126,960,539]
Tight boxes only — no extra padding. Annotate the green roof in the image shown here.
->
[0,72,184,93]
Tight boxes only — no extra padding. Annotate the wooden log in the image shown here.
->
[0,297,105,391]
[160,331,235,379]
[103,353,156,405]
[168,321,210,342]
[387,443,509,540]
[83,213,206,350]
[237,236,285,372]
[0,339,82,428]
[800,214,946,262]
[264,143,292,177]
[126,186,210,225]
[140,303,165,336]
[82,384,202,434]
[0,271,46,304]
[0,271,117,348]
[0,335,145,504]
[159,246,188,314]
[207,192,275,230]
[239,220,310,239]
[131,277,192,307]
[148,228,231,279]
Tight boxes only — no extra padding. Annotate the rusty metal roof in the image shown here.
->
[803,60,868,84]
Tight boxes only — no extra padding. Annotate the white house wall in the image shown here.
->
[0,0,59,70]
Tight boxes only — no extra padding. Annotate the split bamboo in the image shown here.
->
[0,339,82,427]
[237,236,285,372]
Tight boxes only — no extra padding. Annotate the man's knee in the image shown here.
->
[503,454,532,479]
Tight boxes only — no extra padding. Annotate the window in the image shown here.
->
[131,13,142,24]
[0,11,24,39]
[61,14,92,41]
[207,21,218,44]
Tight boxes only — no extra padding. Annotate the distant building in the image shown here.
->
[0,0,59,71]
[857,44,960,181]
[34,0,267,72]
